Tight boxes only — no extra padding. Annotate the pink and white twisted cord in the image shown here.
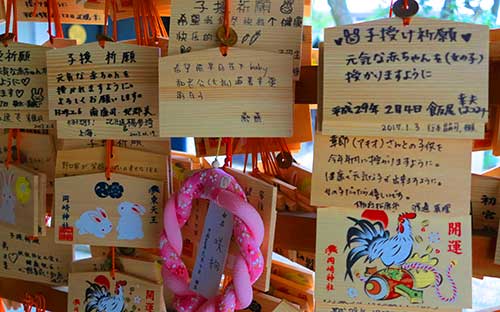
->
[160,168,265,312]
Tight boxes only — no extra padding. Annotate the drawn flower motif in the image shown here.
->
[108,182,124,199]
[428,232,440,244]
[94,181,109,198]
[15,176,31,204]
[134,295,141,304]
[347,287,358,299]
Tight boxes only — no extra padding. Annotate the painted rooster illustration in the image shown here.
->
[344,210,417,281]
[85,275,127,312]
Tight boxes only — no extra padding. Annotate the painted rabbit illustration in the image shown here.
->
[0,171,16,224]
[117,202,145,240]
[75,208,112,238]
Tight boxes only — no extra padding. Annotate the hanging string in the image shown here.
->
[105,140,113,180]
[22,293,46,312]
[222,138,233,168]
[389,0,394,17]
[6,129,21,169]
[99,0,118,47]
[132,0,167,47]
[390,0,412,25]
[219,0,231,56]
[111,246,116,279]
[2,0,18,45]
[45,0,64,43]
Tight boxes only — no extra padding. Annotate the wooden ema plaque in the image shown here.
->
[17,0,104,24]
[181,168,277,292]
[159,48,293,137]
[311,134,471,216]
[68,272,165,312]
[316,207,472,310]
[55,146,170,181]
[470,174,500,234]
[0,43,54,129]
[0,227,72,285]
[168,0,304,79]
[0,164,40,236]
[56,138,171,155]
[321,17,489,139]
[47,42,160,139]
[54,172,164,248]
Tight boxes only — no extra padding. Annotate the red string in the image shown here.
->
[389,0,394,17]
[3,0,18,44]
[46,0,63,43]
[6,129,20,169]
[23,293,46,312]
[105,140,113,180]
[219,0,231,56]
[111,246,116,278]
[222,138,233,167]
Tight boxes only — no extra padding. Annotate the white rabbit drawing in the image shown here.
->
[0,170,16,225]
[75,208,112,238]
[117,202,145,240]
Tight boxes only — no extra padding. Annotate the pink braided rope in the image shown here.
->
[160,168,265,312]
[402,261,457,303]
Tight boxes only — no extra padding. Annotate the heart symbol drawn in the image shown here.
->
[461,33,472,42]
[15,89,24,98]
[20,78,30,86]
[334,37,343,46]
[8,252,19,264]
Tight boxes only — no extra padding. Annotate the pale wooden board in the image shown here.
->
[311,134,472,216]
[496,220,500,265]
[0,226,72,285]
[470,174,500,234]
[168,0,304,79]
[274,300,301,312]
[54,172,164,248]
[84,0,170,19]
[315,304,460,312]
[0,132,56,194]
[56,146,170,181]
[19,164,48,236]
[47,42,160,139]
[271,258,314,290]
[322,17,489,139]
[17,0,104,24]
[0,43,55,130]
[71,256,162,283]
[159,48,293,137]
[0,164,39,235]
[68,272,165,312]
[270,273,314,311]
[56,138,170,155]
[0,0,5,21]
[42,38,78,48]
[180,168,277,292]
[251,291,301,312]
[55,116,160,139]
[316,207,472,310]
[301,26,312,66]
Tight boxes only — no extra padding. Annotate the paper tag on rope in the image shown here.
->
[182,168,277,292]
[17,0,104,24]
[0,226,72,285]
[54,172,164,248]
[159,47,293,137]
[316,207,472,310]
[168,0,304,79]
[0,164,40,235]
[47,42,160,139]
[189,201,233,299]
[68,271,165,312]
[0,43,54,130]
[321,17,488,138]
